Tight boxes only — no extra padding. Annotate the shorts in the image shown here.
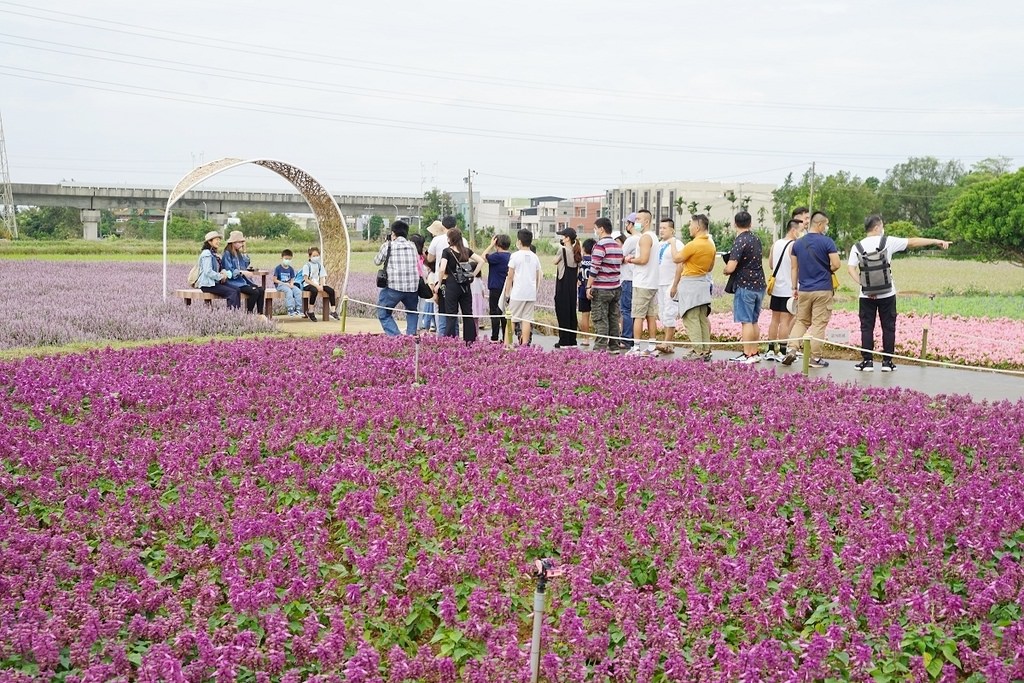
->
[733,286,765,324]
[769,295,792,313]
[578,293,591,313]
[658,285,678,327]
[508,299,536,323]
[631,286,659,319]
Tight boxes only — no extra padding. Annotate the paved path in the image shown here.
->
[313,317,1024,404]
[525,335,1024,404]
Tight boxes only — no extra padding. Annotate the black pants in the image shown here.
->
[304,285,336,308]
[236,284,265,314]
[201,284,241,309]
[442,282,476,343]
[488,288,506,342]
[554,274,578,346]
[859,295,897,361]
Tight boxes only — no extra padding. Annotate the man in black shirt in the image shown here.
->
[722,211,767,363]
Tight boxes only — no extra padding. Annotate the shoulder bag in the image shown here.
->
[376,241,392,288]
[765,240,793,296]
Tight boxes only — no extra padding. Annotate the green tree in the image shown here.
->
[368,214,385,240]
[941,167,1024,265]
[879,156,963,232]
[16,206,81,240]
[422,188,456,226]
[238,211,296,239]
[167,215,216,241]
[771,168,881,251]
[882,219,920,239]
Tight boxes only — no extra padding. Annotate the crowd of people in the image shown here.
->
[195,230,341,321]
[265,205,951,372]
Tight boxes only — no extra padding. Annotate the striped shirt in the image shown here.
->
[590,237,623,289]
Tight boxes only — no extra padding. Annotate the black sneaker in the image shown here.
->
[809,357,830,368]
[330,311,340,321]
[881,361,896,373]
[854,360,874,372]
[780,351,797,366]
[306,311,318,322]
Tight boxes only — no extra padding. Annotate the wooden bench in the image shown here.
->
[174,288,330,322]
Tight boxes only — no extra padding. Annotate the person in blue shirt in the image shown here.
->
[273,249,303,317]
[481,233,511,342]
[782,211,841,368]
[221,230,266,315]
[195,231,240,309]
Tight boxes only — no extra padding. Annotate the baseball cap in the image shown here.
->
[555,227,577,240]
[624,212,638,224]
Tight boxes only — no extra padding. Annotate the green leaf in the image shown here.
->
[926,655,943,678]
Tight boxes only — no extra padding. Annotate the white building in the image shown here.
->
[606,180,777,231]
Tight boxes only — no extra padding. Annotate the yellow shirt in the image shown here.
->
[680,234,715,277]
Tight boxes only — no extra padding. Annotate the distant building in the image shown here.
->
[606,180,777,231]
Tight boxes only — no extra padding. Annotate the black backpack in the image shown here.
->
[853,235,892,295]
[447,248,473,286]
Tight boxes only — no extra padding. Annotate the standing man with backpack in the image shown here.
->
[847,215,951,372]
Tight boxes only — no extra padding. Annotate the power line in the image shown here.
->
[1,1,1022,117]
[2,65,1014,163]
[1,33,1019,138]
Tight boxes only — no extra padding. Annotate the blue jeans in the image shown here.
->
[438,304,460,337]
[418,299,437,331]
[276,283,302,312]
[619,280,634,346]
[377,288,419,336]
[733,286,765,323]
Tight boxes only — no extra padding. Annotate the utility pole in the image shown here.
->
[808,161,816,214]
[464,168,477,247]
[0,111,17,239]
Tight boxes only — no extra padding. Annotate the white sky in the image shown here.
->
[2,0,1022,198]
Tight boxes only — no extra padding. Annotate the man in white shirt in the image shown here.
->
[623,209,660,357]
[764,217,802,361]
[655,217,685,353]
[847,214,950,372]
[503,228,543,346]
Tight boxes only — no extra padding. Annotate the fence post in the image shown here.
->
[505,309,514,349]
[801,336,811,376]
[340,296,349,333]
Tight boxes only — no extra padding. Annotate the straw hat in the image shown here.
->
[203,230,221,242]
[426,220,445,236]
[225,230,246,244]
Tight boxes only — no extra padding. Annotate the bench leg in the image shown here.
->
[204,299,213,308]
[184,298,192,307]
[322,297,329,322]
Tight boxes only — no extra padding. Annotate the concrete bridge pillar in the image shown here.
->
[81,209,101,240]
[210,212,228,227]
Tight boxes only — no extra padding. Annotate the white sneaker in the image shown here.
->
[763,350,778,362]
[625,347,644,357]
[741,353,763,364]
[727,353,747,362]
[641,348,660,358]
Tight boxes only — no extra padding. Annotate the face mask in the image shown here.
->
[282,258,291,265]
[310,256,321,264]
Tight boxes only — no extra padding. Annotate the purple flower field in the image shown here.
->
[2,335,1023,681]
[0,261,272,350]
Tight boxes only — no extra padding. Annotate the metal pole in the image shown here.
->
[530,585,545,683]
[808,161,816,213]
[466,169,476,248]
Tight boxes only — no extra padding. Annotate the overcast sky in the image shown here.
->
[2,0,1022,199]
